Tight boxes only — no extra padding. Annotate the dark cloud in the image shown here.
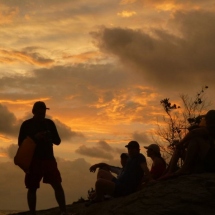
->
[91,10,215,91]
[132,131,151,145]
[1,144,18,159]
[97,140,113,151]
[0,64,128,102]
[76,140,116,160]
[0,104,20,137]
[54,119,85,141]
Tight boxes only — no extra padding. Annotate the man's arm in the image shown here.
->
[109,166,122,175]
[18,122,27,146]
[89,163,110,172]
[140,162,153,182]
[48,120,61,145]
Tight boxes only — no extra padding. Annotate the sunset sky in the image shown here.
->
[0,0,215,211]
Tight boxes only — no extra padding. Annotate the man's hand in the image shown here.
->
[140,162,153,182]
[34,131,46,140]
[89,164,98,172]
[34,131,52,143]
[89,163,109,172]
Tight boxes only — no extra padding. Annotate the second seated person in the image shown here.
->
[86,141,152,206]
[144,144,166,180]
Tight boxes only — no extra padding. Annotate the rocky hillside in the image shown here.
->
[10,173,215,215]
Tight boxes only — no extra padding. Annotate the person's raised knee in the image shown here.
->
[95,178,105,189]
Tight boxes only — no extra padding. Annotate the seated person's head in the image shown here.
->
[32,101,49,120]
[125,141,140,157]
[120,153,129,167]
[144,144,161,158]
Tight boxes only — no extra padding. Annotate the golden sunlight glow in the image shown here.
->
[24,14,31,20]
[0,5,19,24]
[0,49,54,66]
[0,152,7,157]
[117,10,137,18]
[155,3,177,11]
[0,98,50,105]
[120,0,137,5]
[0,134,11,142]
[62,51,104,63]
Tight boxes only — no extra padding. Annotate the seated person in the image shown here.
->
[160,109,215,178]
[86,141,153,206]
[144,144,166,179]
[89,153,129,180]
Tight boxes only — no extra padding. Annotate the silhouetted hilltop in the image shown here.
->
[10,173,215,215]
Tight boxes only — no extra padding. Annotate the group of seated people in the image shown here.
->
[86,109,215,206]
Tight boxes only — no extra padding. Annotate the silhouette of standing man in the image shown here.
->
[18,101,67,215]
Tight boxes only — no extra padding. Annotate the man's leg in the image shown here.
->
[158,148,181,180]
[25,159,42,215]
[94,179,115,201]
[88,171,115,200]
[27,188,37,215]
[51,182,66,213]
[166,148,181,173]
[97,169,115,181]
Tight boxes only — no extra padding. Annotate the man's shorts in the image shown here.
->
[25,159,62,189]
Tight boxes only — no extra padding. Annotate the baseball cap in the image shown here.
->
[144,144,160,154]
[32,101,49,112]
[125,141,140,149]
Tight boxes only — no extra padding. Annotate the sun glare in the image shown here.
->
[117,10,137,18]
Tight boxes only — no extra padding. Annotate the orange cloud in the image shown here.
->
[24,14,31,20]
[62,51,105,63]
[0,98,50,117]
[0,98,50,105]
[0,152,7,157]
[155,3,178,11]
[0,5,19,24]
[90,86,159,126]
[137,0,215,12]
[0,49,54,66]
[120,0,137,5]
[0,134,11,142]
